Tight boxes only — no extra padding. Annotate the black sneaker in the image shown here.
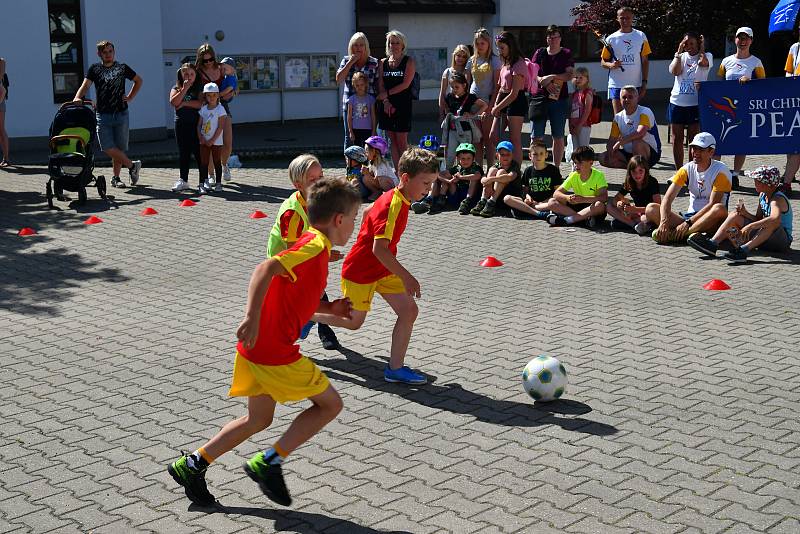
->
[110,176,125,188]
[479,199,496,218]
[411,198,431,214]
[317,323,339,350]
[470,198,488,216]
[731,173,740,190]
[547,213,566,227]
[687,233,718,257]
[723,247,748,264]
[244,454,292,506]
[458,197,472,215]
[428,197,445,214]
[167,454,216,507]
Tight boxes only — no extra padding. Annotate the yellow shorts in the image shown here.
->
[341,274,406,311]
[228,352,330,404]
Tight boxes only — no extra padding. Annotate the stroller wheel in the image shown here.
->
[96,175,107,199]
[78,186,87,205]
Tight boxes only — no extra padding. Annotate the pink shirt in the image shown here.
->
[498,59,527,92]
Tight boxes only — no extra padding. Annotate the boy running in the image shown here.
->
[168,177,361,508]
[327,147,439,385]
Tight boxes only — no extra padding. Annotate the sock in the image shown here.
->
[187,447,213,471]
[564,215,577,224]
[263,443,287,465]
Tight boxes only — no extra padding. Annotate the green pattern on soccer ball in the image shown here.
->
[554,387,564,398]
[538,369,552,383]
[529,389,542,400]
[559,364,567,376]
[522,369,529,381]
[536,355,549,361]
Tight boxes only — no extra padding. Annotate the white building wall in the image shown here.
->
[82,0,165,134]
[0,3,60,138]
[496,0,576,26]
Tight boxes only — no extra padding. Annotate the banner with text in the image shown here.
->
[698,77,800,155]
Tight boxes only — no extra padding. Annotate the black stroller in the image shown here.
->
[46,100,106,208]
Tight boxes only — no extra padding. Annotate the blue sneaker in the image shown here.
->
[384,365,427,385]
[299,320,315,340]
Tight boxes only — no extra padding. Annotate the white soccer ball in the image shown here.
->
[522,355,568,402]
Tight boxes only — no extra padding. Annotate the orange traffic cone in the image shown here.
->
[703,279,731,290]
[83,215,103,225]
[18,227,37,236]
[250,210,268,219]
[480,255,504,267]
[140,207,158,216]
[179,199,197,207]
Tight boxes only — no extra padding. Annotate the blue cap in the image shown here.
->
[496,141,514,153]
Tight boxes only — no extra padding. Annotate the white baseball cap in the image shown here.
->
[735,27,753,38]
[203,82,219,93]
[689,132,716,149]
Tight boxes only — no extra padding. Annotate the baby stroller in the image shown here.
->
[441,112,482,167]
[46,100,106,208]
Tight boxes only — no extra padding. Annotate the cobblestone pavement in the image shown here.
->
[1,139,799,533]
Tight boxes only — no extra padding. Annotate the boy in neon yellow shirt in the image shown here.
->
[546,146,608,228]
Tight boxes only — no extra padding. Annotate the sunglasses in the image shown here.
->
[202,57,214,64]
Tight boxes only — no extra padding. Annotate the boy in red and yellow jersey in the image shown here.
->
[330,147,438,385]
[168,177,361,508]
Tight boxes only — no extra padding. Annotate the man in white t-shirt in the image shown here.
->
[782,37,800,196]
[668,32,713,169]
[601,6,651,114]
[644,132,731,244]
[601,86,660,169]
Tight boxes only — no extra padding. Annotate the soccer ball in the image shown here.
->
[522,355,568,402]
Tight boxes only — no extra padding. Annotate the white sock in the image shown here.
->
[564,215,577,224]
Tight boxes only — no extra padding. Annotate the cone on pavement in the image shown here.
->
[480,255,504,267]
[83,215,103,225]
[140,207,158,216]
[250,210,268,219]
[18,227,37,236]
[179,199,196,207]
[703,279,731,290]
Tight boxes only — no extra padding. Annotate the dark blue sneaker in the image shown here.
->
[723,247,748,264]
[384,365,427,385]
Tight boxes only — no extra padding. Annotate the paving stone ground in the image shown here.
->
[1,134,799,533]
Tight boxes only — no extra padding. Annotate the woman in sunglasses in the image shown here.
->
[195,44,236,182]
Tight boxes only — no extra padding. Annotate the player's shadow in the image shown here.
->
[315,348,617,436]
[190,504,411,533]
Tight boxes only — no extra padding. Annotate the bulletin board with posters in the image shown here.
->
[408,48,448,88]
[252,56,280,90]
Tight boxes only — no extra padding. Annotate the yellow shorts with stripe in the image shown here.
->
[341,274,406,311]
[228,352,330,404]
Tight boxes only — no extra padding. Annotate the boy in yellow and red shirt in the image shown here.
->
[331,147,438,385]
[168,177,361,508]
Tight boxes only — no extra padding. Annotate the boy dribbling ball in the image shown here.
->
[168,177,361,508]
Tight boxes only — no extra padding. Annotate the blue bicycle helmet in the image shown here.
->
[418,135,441,152]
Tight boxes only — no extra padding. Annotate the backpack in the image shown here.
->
[524,58,539,94]
[587,90,602,125]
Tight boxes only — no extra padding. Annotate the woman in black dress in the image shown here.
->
[377,30,416,170]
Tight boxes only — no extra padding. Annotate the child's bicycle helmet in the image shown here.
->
[419,135,440,152]
[344,145,368,164]
[365,135,389,156]
[455,143,476,155]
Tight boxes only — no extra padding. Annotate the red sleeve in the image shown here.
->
[279,209,304,245]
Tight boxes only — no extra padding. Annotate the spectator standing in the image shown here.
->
[529,25,575,167]
[668,32,712,169]
[438,45,470,119]
[336,32,379,152]
[601,6,651,114]
[490,32,528,165]
[467,28,502,169]
[782,35,800,196]
[568,66,594,161]
[717,27,765,189]
[0,57,9,167]
[196,44,236,182]
[377,30,416,170]
[73,40,142,188]
[169,63,203,192]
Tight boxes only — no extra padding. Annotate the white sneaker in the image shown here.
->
[208,173,216,185]
[172,179,190,192]
[222,165,232,182]
[203,179,213,191]
[128,160,142,186]
[198,182,211,194]
[214,182,223,192]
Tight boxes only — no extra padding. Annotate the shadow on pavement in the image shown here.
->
[0,189,130,316]
[315,348,618,436]
[191,504,412,534]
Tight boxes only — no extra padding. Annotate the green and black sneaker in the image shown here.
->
[167,454,216,507]
[243,453,292,506]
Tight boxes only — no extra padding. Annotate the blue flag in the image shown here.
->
[698,78,800,155]
[769,0,800,35]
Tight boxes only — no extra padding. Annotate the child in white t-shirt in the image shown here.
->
[198,82,227,193]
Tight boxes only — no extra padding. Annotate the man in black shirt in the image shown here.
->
[73,40,143,188]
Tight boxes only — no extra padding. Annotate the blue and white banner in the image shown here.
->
[698,77,800,156]
[769,0,799,35]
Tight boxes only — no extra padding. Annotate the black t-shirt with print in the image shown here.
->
[87,62,137,113]
[522,164,563,202]
[619,175,660,207]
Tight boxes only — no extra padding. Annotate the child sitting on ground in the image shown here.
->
[362,135,397,200]
[606,155,661,233]
[503,138,562,219]
[687,165,793,263]
[344,145,370,200]
[547,145,608,228]
[471,141,521,218]
[168,177,361,509]
[445,143,485,215]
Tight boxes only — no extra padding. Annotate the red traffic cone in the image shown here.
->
[703,279,731,290]
[480,255,504,267]
[250,210,268,219]
[179,199,197,207]
[18,227,37,236]
[140,207,158,216]
[83,215,103,225]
